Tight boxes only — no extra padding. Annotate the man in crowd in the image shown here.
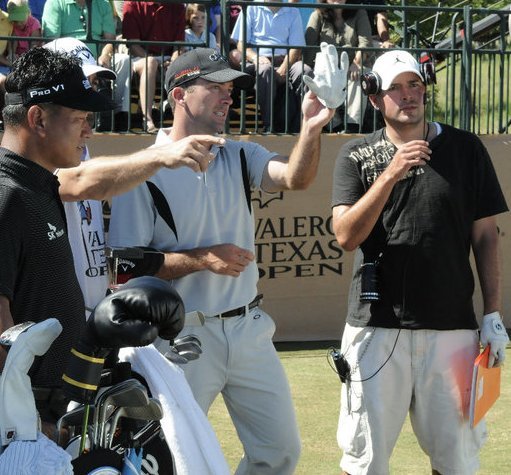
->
[108,47,336,474]
[42,0,131,130]
[231,0,311,133]
[331,49,508,474]
[122,0,186,133]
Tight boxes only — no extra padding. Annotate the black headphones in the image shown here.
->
[360,60,437,96]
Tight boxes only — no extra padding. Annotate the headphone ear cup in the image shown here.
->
[421,62,437,85]
[360,72,381,96]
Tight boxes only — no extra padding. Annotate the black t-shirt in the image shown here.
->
[0,148,85,387]
[332,124,508,330]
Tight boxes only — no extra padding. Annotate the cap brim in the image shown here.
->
[82,63,117,80]
[57,88,115,112]
[8,13,28,22]
[381,68,423,90]
[203,69,254,90]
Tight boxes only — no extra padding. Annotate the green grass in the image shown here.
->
[433,51,511,134]
[209,346,511,474]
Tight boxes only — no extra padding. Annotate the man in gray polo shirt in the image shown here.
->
[108,47,336,474]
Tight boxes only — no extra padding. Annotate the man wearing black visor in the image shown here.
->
[0,47,113,438]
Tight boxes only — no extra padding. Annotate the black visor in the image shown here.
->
[5,73,114,112]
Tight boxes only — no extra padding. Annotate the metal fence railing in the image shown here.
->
[2,1,511,135]
[220,1,511,135]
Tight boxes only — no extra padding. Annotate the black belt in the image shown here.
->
[213,294,263,319]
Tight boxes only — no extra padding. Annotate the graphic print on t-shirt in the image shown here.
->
[348,136,425,185]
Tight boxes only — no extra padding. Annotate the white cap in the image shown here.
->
[44,37,116,80]
[373,50,423,91]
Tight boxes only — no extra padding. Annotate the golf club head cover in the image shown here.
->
[107,246,164,285]
[62,276,185,403]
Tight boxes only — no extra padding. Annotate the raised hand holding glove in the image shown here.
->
[480,312,509,367]
[303,42,349,109]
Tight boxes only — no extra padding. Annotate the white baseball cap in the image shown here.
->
[373,50,424,91]
[44,37,117,80]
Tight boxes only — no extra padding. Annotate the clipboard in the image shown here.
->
[468,345,501,428]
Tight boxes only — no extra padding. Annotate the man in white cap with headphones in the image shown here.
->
[331,49,508,474]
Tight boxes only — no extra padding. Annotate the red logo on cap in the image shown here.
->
[175,66,200,81]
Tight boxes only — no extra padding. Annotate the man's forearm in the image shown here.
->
[333,172,397,251]
[283,124,322,190]
[58,150,166,202]
[472,218,502,314]
[155,249,208,280]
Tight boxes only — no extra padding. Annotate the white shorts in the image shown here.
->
[337,324,487,475]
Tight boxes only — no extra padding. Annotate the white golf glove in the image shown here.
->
[480,312,509,367]
[303,42,349,109]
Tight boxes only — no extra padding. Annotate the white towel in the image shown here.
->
[118,345,230,475]
[0,319,62,446]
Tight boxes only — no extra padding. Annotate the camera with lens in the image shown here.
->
[360,262,381,302]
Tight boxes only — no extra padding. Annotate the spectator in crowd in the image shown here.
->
[288,0,316,33]
[0,8,13,119]
[183,3,217,53]
[108,47,336,475]
[7,0,42,58]
[29,0,44,22]
[226,3,242,68]
[42,0,131,130]
[231,0,311,133]
[122,0,185,134]
[209,0,221,45]
[0,7,12,75]
[0,0,45,22]
[0,47,112,437]
[305,0,372,133]
[354,0,394,48]
[331,49,508,475]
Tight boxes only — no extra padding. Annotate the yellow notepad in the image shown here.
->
[469,345,501,428]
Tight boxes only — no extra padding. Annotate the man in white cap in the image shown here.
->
[331,49,509,474]
[44,37,226,319]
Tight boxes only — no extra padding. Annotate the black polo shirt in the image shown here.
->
[0,148,85,387]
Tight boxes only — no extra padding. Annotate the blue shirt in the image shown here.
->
[231,5,305,57]
[0,0,49,22]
